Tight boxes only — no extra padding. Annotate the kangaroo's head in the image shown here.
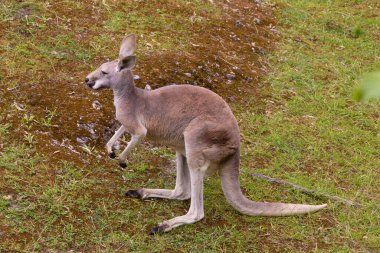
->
[85,34,136,90]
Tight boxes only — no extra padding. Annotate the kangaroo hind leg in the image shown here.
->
[125,151,191,200]
[149,157,209,234]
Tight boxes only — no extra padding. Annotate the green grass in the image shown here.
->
[237,0,380,251]
[1,0,379,252]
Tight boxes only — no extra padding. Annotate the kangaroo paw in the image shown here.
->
[149,224,169,235]
[119,161,127,168]
[125,189,142,199]
[109,152,116,159]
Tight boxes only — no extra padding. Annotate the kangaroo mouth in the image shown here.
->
[86,82,95,88]
[92,84,107,91]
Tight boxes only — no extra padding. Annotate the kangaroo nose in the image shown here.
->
[85,78,89,83]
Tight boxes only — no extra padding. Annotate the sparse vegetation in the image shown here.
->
[0,0,379,252]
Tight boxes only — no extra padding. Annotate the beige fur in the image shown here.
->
[85,34,327,234]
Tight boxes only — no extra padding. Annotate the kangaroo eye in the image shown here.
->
[101,70,108,75]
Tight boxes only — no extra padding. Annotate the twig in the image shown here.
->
[102,0,110,8]
[252,173,359,206]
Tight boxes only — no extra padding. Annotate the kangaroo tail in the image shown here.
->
[220,152,327,216]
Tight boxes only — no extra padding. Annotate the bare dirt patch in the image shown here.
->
[0,1,279,250]
[1,0,277,165]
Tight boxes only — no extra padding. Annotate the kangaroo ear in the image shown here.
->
[117,55,136,72]
[119,34,136,60]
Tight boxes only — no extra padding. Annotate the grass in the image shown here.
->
[237,0,380,251]
[1,0,379,252]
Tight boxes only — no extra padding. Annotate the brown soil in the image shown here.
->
[0,1,278,249]
[1,0,277,165]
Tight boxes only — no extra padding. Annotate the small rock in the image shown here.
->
[254,18,262,25]
[15,8,31,19]
[7,84,19,91]
[268,24,279,34]
[77,123,97,138]
[228,96,236,102]
[92,100,102,110]
[3,195,13,201]
[133,75,140,80]
[226,73,236,80]
[12,101,25,111]
[9,203,18,210]
[184,73,192,78]
[235,20,243,27]
[252,46,265,55]
[76,136,89,145]
[144,84,152,91]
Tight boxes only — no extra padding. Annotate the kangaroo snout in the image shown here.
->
[85,78,94,88]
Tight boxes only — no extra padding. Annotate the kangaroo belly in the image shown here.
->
[144,122,186,149]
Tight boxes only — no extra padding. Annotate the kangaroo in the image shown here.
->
[85,34,327,234]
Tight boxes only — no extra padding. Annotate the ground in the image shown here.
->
[0,0,379,252]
